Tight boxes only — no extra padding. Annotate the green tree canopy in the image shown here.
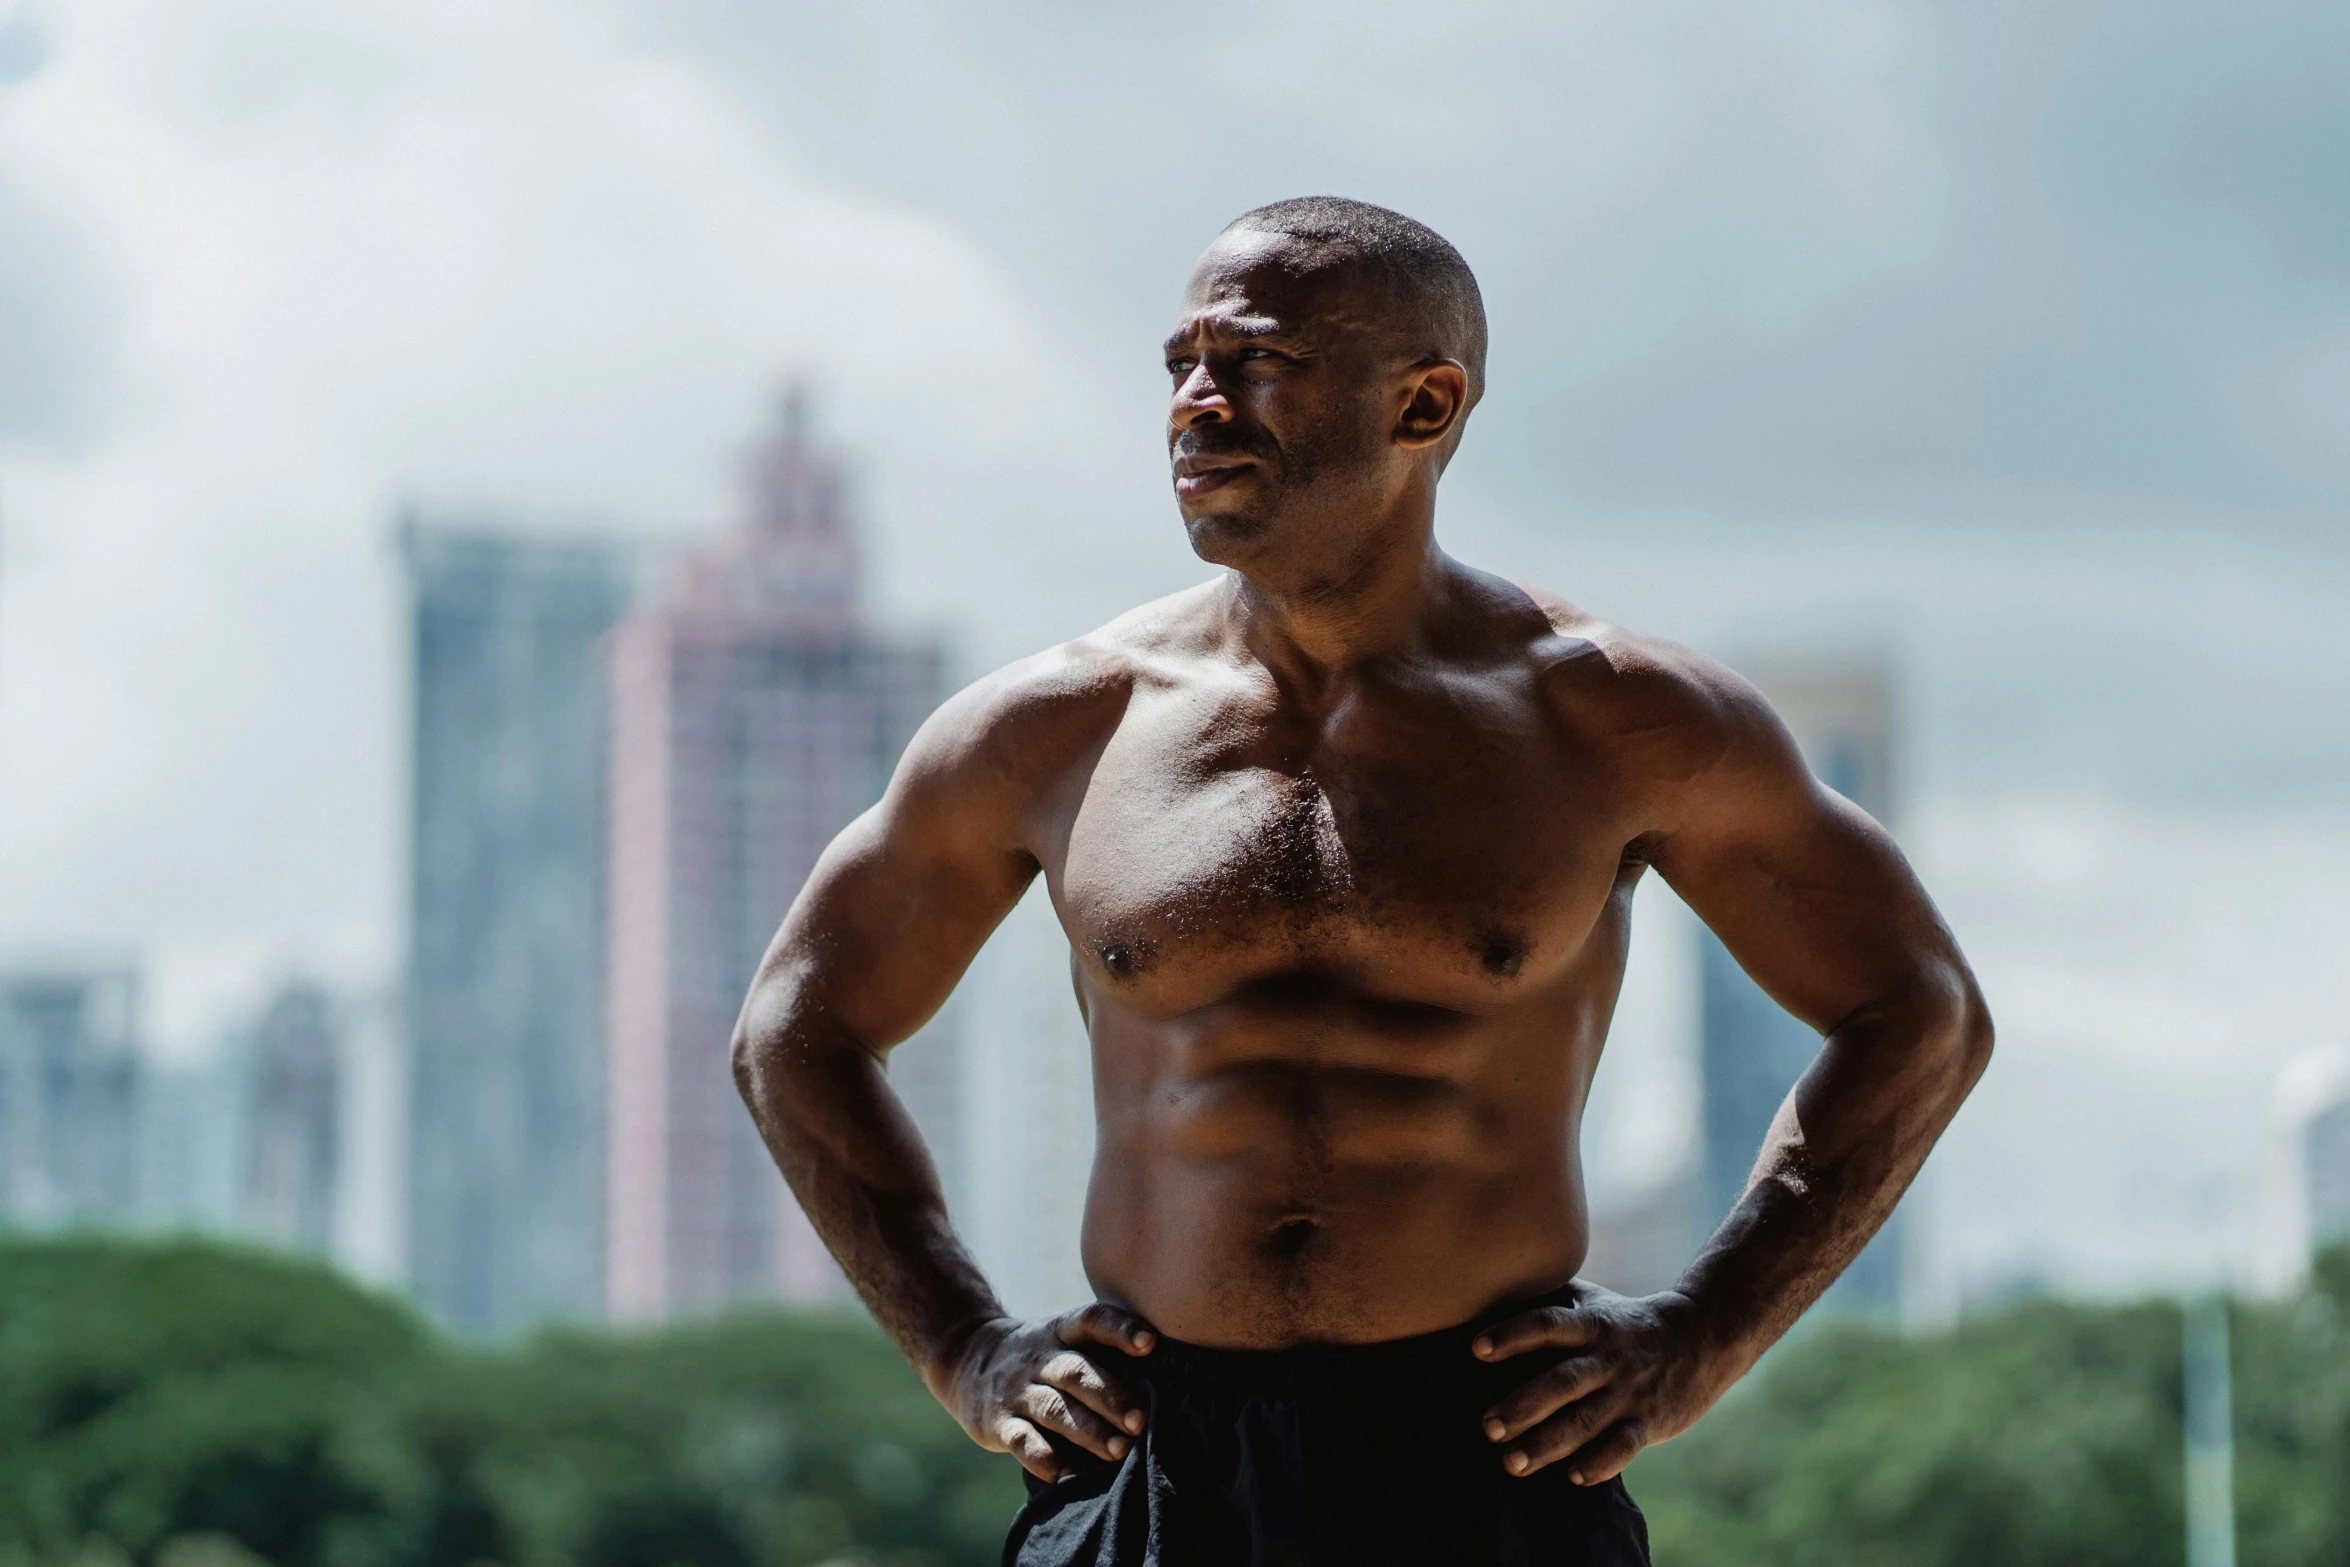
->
[1632,1251,2350,1567]
[6,1235,2350,1567]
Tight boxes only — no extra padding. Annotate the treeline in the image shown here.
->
[1638,1247,2350,1565]
[0,1237,1018,1567]
[3,1236,2348,1567]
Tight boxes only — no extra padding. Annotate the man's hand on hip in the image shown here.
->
[1472,1286,1723,1485]
[943,1302,1158,1482]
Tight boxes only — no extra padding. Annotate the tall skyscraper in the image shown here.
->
[606,389,951,1322]
[1696,655,1906,1314]
[402,517,639,1333]
[0,957,142,1225]
[237,980,342,1254]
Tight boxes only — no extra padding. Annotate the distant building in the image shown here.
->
[402,516,639,1333]
[2264,1045,2350,1288]
[138,1050,242,1233]
[136,980,405,1280]
[332,987,409,1286]
[960,883,1097,1318]
[606,389,952,1321]
[0,958,142,1226]
[1696,655,1907,1315]
[237,980,341,1254]
[1581,1178,1695,1299]
[2306,1092,2350,1253]
[1576,884,1704,1299]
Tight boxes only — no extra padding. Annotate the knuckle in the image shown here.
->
[1526,1418,1580,1462]
[1558,1399,1611,1447]
[1548,1355,1596,1388]
[1531,1308,1586,1346]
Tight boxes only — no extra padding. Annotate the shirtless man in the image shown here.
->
[732,197,1992,1565]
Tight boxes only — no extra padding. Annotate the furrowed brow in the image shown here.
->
[1166,316,1289,357]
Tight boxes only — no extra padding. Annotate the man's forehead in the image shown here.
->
[1171,228,1379,343]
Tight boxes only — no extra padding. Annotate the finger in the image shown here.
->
[1058,1301,1158,1357]
[1481,1354,1609,1442]
[1564,1417,1649,1486]
[1015,1382,1131,1463]
[1502,1391,1621,1478]
[1473,1305,1600,1361]
[1042,1349,1148,1436]
[996,1415,1063,1482]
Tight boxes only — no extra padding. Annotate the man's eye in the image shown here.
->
[1237,348,1271,361]
[1167,358,1195,376]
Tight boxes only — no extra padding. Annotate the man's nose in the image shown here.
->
[1170,364,1231,429]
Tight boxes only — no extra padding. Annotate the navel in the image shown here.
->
[1267,1217,1321,1259]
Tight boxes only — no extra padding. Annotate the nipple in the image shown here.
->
[1479,933,1527,979]
[1098,936,1154,980]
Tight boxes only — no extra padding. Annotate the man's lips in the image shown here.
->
[1172,454,1255,498]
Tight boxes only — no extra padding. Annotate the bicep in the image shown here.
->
[743,698,1044,1057]
[763,805,1036,1053]
[1648,704,1959,1036]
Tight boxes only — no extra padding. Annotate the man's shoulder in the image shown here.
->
[913,582,1220,783]
[979,581,1216,714]
[1472,575,1770,773]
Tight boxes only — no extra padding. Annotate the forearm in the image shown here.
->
[1672,975,1991,1381]
[732,995,1004,1400]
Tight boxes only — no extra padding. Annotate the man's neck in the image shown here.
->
[1222,525,1453,697]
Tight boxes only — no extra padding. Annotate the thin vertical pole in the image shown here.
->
[2183,1293,2237,1567]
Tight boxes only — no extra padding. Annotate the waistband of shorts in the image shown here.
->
[1120,1283,1581,1393]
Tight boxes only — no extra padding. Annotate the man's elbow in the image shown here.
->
[730,969,795,1113]
[1935,970,1994,1099]
[729,1019,764,1108]
[729,971,870,1117]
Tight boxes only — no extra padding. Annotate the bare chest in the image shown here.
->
[1047,679,1634,1004]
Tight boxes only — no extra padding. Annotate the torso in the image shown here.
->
[1015,569,1699,1348]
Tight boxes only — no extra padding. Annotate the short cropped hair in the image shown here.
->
[1224,196,1488,400]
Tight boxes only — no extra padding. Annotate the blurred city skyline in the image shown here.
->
[0,0,2345,1306]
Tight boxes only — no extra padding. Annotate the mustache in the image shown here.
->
[1172,427,1278,463]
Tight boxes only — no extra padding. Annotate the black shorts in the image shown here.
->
[1003,1294,1654,1567]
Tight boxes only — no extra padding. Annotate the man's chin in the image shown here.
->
[1180,505,1277,563]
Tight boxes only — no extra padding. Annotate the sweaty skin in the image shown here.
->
[732,220,1992,1489]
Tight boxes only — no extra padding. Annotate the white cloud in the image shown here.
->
[0,0,1134,1043]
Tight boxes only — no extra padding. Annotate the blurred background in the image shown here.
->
[1,1,2346,1563]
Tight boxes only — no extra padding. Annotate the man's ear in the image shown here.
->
[1393,360,1471,451]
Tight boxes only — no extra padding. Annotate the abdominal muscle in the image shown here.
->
[1076,998,1599,1349]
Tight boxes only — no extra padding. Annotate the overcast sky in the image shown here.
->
[1,0,2343,1298]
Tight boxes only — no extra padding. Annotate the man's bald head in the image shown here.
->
[1220,197,1487,406]
[1166,197,1486,567]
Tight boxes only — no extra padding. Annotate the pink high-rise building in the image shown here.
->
[606,389,952,1321]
